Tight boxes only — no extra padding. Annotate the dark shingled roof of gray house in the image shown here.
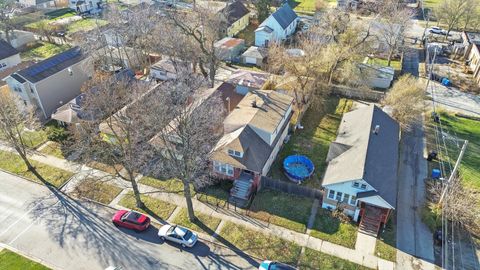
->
[271,3,298,30]
[16,47,85,83]
[322,105,400,208]
[221,1,250,26]
[0,40,18,60]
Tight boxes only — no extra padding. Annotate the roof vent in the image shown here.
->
[373,125,380,135]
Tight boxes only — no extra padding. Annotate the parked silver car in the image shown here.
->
[158,224,198,248]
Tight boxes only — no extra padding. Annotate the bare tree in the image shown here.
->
[0,0,16,43]
[149,73,225,221]
[0,90,48,184]
[435,0,469,38]
[69,75,158,208]
[165,6,225,87]
[375,1,413,66]
[382,74,425,128]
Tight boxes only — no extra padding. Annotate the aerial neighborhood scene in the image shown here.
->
[1,0,480,269]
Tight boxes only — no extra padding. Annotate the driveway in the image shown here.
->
[0,171,259,270]
[426,80,480,116]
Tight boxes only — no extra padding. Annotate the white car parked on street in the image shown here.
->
[158,224,198,248]
[429,26,446,35]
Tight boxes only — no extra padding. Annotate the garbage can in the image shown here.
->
[431,169,441,179]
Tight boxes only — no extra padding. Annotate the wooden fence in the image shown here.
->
[330,85,385,102]
[260,176,323,199]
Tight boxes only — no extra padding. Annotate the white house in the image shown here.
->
[322,105,399,235]
[0,30,36,49]
[18,0,56,7]
[69,0,103,13]
[4,47,93,120]
[0,40,21,72]
[254,4,299,47]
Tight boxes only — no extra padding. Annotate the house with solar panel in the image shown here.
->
[254,4,299,47]
[4,47,93,120]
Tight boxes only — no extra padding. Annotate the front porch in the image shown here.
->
[228,171,259,208]
[357,202,391,236]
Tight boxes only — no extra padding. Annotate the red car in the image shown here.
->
[112,210,150,232]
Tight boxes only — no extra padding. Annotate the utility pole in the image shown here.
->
[439,140,468,204]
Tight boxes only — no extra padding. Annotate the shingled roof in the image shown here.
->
[15,47,86,83]
[322,105,400,208]
[220,1,250,26]
[0,40,18,60]
[271,4,298,30]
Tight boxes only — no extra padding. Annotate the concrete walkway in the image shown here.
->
[355,232,377,255]
[0,144,402,269]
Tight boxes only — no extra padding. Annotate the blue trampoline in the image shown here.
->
[283,155,315,183]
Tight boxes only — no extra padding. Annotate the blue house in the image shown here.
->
[254,4,299,47]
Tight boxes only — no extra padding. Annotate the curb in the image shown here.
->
[0,243,63,270]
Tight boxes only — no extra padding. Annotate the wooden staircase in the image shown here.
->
[229,173,254,208]
[359,205,383,236]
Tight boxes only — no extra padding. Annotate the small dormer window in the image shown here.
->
[227,149,242,158]
[353,182,359,188]
[360,184,367,189]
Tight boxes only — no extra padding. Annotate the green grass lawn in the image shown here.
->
[196,182,231,208]
[87,161,124,175]
[310,209,358,249]
[44,8,76,19]
[248,189,313,233]
[219,221,302,265]
[0,249,51,270]
[367,57,402,71]
[39,141,65,159]
[119,192,177,220]
[269,97,353,189]
[139,176,194,195]
[21,42,71,60]
[172,208,221,234]
[67,19,108,34]
[375,217,396,262]
[0,150,74,187]
[21,129,48,149]
[75,179,123,205]
[422,0,442,9]
[299,248,372,270]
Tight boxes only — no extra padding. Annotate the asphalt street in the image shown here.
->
[0,171,259,270]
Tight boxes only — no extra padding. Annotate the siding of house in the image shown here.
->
[261,120,289,176]
[467,45,480,84]
[227,14,250,37]
[33,58,93,119]
[255,16,298,47]
[321,180,374,219]
[0,54,21,71]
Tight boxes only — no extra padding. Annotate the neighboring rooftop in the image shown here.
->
[220,0,250,26]
[214,37,245,49]
[0,40,18,60]
[15,46,85,83]
[465,31,480,45]
[227,69,270,89]
[271,3,298,30]
[151,58,191,74]
[241,46,267,59]
[322,105,400,208]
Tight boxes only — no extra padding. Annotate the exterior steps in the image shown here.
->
[229,175,254,208]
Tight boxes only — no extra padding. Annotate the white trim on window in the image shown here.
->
[349,195,357,206]
[213,161,234,176]
[328,189,335,199]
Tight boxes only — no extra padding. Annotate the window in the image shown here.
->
[213,161,234,176]
[30,88,34,94]
[227,149,242,158]
[343,194,350,204]
[23,100,27,106]
[353,182,359,188]
[360,184,367,190]
[328,190,335,199]
[349,195,357,206]
[13,86,22,93]
[335,192,342,201]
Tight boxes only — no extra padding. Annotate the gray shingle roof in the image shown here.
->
[221,1,250,26]
[16,47,85,83]
[322,105,400,207]
[271,4,298,30]
[0,40,18,60]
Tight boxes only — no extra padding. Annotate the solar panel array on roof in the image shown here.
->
[17,47,85,83]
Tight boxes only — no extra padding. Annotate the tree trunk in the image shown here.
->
[387,49,394,67]
[17,151,49,185]
[209,60,216,88]
[182,179,196,222]
[129,171,145,209]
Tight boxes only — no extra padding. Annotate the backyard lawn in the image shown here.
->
[0,150,74,187]
[119,192,177,221]
[139,176,194,195]
[248,189,313,233]
[375,217,397,262]
[269,97,353,189]
[235,20,258,46]
[74,179,123,205]
[21,129,48,149]
[422,0,442,9]
[39,141,65,159]
[0,249,51,270]
[366,57,402,71]
[310,209,358,249]
[21,42,71,61]
[219,221,302,265]
[298,248,372,270]
[67,19,108,34]
[172,208,221,234]
[44,8,76,19]
[288,0,336,14]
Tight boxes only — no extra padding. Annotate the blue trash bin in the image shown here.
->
[441,78,450,86]
[431,169,441,179]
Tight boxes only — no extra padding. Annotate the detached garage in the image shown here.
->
[241,46,267,67]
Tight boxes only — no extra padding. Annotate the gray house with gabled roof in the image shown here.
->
[4,47,93,120]
[321,104,399,235]
[255,3,299,47]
